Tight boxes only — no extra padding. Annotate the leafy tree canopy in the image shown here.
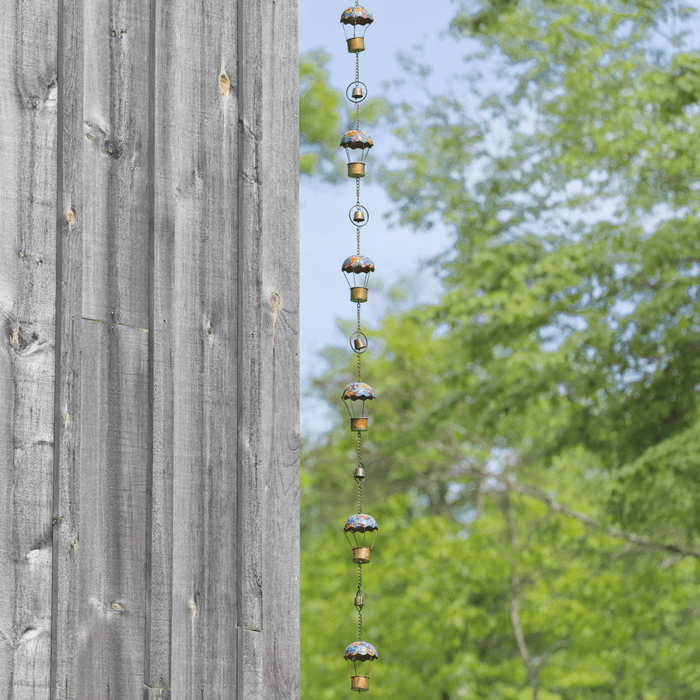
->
[300,51,343,180]
[301,1,700,698]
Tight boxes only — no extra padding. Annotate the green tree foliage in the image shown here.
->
[300,51,343,179]
[299,50,389,180]
[301,1,700,698]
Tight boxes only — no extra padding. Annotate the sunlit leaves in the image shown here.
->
[302,0,700,697]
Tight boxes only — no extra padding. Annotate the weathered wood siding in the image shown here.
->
[0,0,299,697]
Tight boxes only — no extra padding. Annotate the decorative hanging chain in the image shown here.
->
[339,3,379,694]
[355,55,361,131]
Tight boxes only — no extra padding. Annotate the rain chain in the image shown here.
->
[338,4,379,694]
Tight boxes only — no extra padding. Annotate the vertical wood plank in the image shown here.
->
[238,628,262,700]
[52,0,85,693]
[81,0,151,328]
[75,321,149,696]
[236,0,264,640]
[150,0,240,695]
[54,0,152,696]
[0,1,58,697]
[259,0,301,696]
[77,1,152,694]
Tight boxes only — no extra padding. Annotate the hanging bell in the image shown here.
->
[353,208,365,223]
[354,463,366,482]
[352,85,364,100]
[354,590,365,610]
[350,332,368,355]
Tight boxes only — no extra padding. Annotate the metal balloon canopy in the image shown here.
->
[344,513,378,533]
[344,640,379,693]
[340,5,374,53]
[342,381,375,401]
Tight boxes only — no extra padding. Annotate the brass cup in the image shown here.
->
[347,37,365,53]
[352,546,372,564]
[350,417,368,432]
[351,676,370,692]
[350,287,368,303]
[348,162,366,178]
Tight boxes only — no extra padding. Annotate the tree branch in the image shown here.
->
[510,593,538,700]
[539,638,569,665]
[465,465,700,560]
[504,488,539,700]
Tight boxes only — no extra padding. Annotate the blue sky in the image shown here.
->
[299,0,464,436]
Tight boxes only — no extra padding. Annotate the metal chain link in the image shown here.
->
[355,54,360,131]
[357,563,363,641]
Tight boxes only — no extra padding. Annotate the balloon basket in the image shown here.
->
[352,547,372,564]
[351,676,370,692]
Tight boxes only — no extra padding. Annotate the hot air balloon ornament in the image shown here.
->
[343,254,375,304]
[340,5,374,53]
[344,513,378,564]
[341,130,373,178]
[344,640,378,692]
[342,382,375,431]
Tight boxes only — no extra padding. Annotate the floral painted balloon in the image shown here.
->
[340,6,374,54]
[342,255,375,304]
[344,640,378,692]
[343,513,378,564]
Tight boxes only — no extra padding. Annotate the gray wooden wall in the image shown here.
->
[0,0,299,697]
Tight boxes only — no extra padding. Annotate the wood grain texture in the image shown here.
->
[54,0,152,697]
[81,0,151,329]
[236,0,264,642]
[51,0,85,694]
[1,0,299,695]
[0,0,58,698]
[76,321,149,696]
[74,2,152,695]
[238,628,263,700]
[150,0,240,695]
[259,0,301,697]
